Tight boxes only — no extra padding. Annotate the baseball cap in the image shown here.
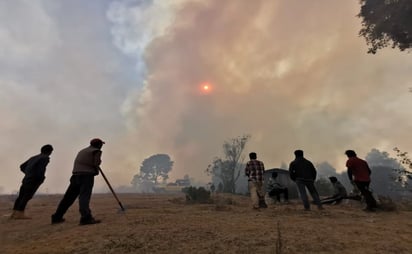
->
[90,138,105,147]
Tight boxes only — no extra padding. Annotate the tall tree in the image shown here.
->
[134,154,174,185]
[365,148,408,198]
[206,135,250,193]
[358,0,412,54]
[393,147,412,186]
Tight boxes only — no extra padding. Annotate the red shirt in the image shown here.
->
[346,157,371,182]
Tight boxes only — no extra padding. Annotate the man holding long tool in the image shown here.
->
[51,138,104,225]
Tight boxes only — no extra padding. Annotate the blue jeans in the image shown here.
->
[296,180,322,209]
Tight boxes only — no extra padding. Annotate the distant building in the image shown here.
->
[160,178,191,193]
[175,178,191,186]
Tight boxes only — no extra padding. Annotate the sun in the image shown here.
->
[200,82,213,94]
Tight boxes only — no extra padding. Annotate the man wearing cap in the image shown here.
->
[51,138,104,225]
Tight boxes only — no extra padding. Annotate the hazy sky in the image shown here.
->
[1,0,411,193]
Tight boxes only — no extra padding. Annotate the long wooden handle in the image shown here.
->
[99,168,125,211]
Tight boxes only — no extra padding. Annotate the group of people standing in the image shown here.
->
[244,149,378,212]
[10,138,105,225]
[11,141,378,226]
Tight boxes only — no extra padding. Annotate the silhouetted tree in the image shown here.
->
[393,147,412,186]
[206,135,250,193]
[358,0,412,54]
[133,154,174,186]
[365,148,409,198]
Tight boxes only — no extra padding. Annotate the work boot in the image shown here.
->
[79,217,101,226]
[10,210,32,220]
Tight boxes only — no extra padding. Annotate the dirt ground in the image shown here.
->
[1,193,411,254]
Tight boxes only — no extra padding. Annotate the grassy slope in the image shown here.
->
[1,193,411,254]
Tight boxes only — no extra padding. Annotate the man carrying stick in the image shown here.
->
[51,138,104,225]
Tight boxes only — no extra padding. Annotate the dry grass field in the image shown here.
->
[1,193,412,254]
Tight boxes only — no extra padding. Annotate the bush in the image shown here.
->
[182,186,211,203]
[378,196,397,212]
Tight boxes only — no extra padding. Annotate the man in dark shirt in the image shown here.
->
[51,138,104,225]
[289,150,323,211]
[345,150,377,211]
[245,152,266,209]
[11,144,54,219]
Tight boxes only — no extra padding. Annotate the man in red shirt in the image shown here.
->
[345,150,377,211]
[245,152,266,209]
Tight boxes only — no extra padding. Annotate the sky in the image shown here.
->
[1,0,411,194]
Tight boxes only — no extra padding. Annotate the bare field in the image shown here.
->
[1,193,411,254]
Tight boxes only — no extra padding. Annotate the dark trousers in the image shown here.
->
[13,178,43,211]
[52,174,95,221]
[354,181,377,209]
[269,188,289,202]
[296,180,322,209]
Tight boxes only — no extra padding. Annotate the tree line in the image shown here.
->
[206,135,411,200]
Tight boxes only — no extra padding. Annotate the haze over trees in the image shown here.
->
[131,154,174,192]
[204,138,411,199]
[314,177,334,196]
[358,0,412,54]
[365,148,409,198]
[315,162,346,196]
[315,149,411,199]
[206,135,250,194]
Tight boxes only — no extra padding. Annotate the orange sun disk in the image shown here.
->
[200,82,213,94]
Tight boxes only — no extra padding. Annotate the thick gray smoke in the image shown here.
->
[118,0,412,183]
[0,0,411,193]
